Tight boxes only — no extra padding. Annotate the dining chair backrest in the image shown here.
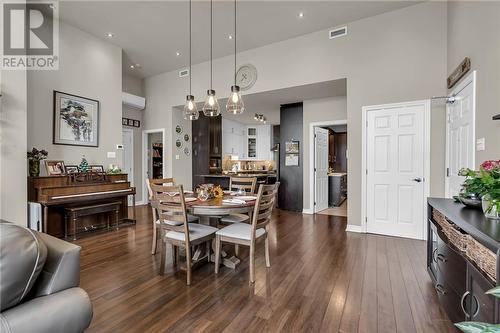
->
[146,178,175,200]
[229,177,257,194]
[250,183,279,240]
[150,184,191,243]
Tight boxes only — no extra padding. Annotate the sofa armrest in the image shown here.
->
[30,232,81,297]
[0,288,92,333]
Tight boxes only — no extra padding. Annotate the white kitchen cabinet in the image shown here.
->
[257,125,271,160]
[223,119,271,160]
[222,119,244,157]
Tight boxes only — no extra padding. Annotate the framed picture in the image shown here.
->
[89,165,105,173]
[122,118,128,125]
[65,165,79,174]
[285,154,299,166]
[175,139,183,149]
[53,91,99,147]
[134,120,140,127]
[44,160,66,176]
[285,140,299,154]
[128,119,134,126]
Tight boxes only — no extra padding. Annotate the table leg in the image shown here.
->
[72,214,77,241]
[115,209,120,230]
[132,194,136,221]
[64,214,68,239]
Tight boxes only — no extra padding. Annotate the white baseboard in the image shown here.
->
[302,208,314,215]
[134,200,146,206]
[346,224,364,233]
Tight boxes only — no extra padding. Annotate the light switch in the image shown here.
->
[116,144,123,149]
[107,151,116,158]
[175,155,180,160]
[476,138,485,151]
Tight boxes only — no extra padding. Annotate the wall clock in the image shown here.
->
[236,64,257,91]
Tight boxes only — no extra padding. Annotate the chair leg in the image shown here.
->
[265,235,271,268]
[215,235,221,274]
[235,244,240,257]
[159,240,166,275]
[249,243,255,283]
[171,244,176,266]
[151,225,157,255]
[186,243,192,286]
[206,241,211,263]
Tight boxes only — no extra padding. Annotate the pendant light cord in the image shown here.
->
[189,0,192,95]
[210,0,213,90]
[234,0,237,86]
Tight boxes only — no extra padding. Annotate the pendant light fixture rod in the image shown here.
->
[234,0,236,86]
[189,0,192,95]
[210,0,213,90]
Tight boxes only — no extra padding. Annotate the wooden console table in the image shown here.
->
[427,198,500,324]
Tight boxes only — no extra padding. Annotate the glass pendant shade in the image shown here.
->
[202,89,220,117]
[183,95,199,120]
[226,85,244,114]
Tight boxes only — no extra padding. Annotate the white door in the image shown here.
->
[446,73,475,197]
[122,129,134,206]
[366,102,427,239]
[314,127,329,212]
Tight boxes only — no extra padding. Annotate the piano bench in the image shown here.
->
[64,201,122,240]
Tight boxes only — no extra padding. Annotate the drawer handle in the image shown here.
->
[460,291,470,317]
[472,295,480,318]
[435,283,446,295]
[432,248,438,263]
[437,253,447,262]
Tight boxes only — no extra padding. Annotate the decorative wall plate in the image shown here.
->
[175,125,183,134]
[175,139,183,149]
[236,64,257,91]
[184,147,191,156]
[184,134,190,142]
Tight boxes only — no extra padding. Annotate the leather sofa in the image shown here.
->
[0,221,92,333]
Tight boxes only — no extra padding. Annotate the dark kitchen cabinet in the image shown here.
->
[466,263,498,323]
[192,114,222,189]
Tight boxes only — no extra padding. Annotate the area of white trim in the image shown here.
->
[142,128,166,204]
[122,128,135,206]
[308,119,348,216]
[346,224,363,233]
[302,208,314,215]
[445,71,476,198]
[361,100,431,240]
[135,200,146,206]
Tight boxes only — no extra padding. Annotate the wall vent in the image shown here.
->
[179,69,189,78]
[329,26,347,39]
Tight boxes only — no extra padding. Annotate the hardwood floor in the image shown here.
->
[75,205,455,333]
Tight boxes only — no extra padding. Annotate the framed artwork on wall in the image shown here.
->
[53,91,99,147]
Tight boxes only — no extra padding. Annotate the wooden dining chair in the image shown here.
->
[150,184,218,285]
[146,178,199,255]
[214,183,278,283]
[219,177,257,224]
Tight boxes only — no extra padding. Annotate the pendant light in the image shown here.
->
[202,0,220,117]
[183,0,199,120]
[226,0,244,114]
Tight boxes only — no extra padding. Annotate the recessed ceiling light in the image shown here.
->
[106,32,114,38]
[298,12,304,18]
[129,65,135,69]
[176,51,181,56]
[228,34,233,40]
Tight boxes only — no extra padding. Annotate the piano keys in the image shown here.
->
[28,173,136,238]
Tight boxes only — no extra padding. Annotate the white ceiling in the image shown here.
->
[177,78,346,125]
[59,1,420,78]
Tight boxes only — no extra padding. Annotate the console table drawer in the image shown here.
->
[434,277,466,324]
[437,237,467,295]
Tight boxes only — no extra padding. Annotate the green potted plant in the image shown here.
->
[455,286,500,332]
[459,160,500,219]
[27,148,48,177]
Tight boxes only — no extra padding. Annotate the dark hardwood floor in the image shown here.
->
[75,205,455,333]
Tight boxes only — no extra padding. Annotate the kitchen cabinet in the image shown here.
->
[222,119,271,160]
[246,125,271,160]
[222,119,244,157]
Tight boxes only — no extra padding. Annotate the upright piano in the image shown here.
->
[28,173,136,238]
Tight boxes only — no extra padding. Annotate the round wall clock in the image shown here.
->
[236,64,257,91]
[175,125,183,134]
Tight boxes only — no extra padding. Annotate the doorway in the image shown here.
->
[362,100,430,240]
[311,120,348,216]
[445,71,476,197]
[142,129,165,203]
[122,128,134,206]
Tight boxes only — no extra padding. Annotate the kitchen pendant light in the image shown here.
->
[226,0,244,115]
[202,0,220,117]
[183,0,199,120]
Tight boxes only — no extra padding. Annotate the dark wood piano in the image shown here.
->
[28,173,136,238]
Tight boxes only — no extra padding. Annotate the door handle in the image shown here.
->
[411,178,422,183]
[461,291,471,317]
[435,283,446,295]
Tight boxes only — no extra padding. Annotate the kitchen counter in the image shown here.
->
[198,172,276,178]
[328,172,347,177]
[198,173,277,189]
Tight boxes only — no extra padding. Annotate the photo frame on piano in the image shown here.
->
[89,165,105,173]
[44,160,66,176]
[65,165,79,174]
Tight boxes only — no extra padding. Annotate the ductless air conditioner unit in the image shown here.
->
[122,92,146,110]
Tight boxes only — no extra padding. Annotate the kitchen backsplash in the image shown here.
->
[222,155,275,171]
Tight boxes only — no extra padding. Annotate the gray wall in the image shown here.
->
[27,22,123,173]
[1,70,28,225]
[122,75,144,202]
[172,107,193,190]
[144,2,448,226]
[447,1,500,166]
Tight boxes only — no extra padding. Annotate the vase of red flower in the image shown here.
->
[459,160,500,220]
[27,148,48,177]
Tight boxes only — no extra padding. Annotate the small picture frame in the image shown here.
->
[44,160,66,176]
[89,165,105,173]
[134,120,140,127]
[128,119,134,126]
[285,140,300,154]
[65,165,79,174]
[122,118,128,125]
[184,147,191,156]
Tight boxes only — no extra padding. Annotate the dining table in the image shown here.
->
[184,192,258,269]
